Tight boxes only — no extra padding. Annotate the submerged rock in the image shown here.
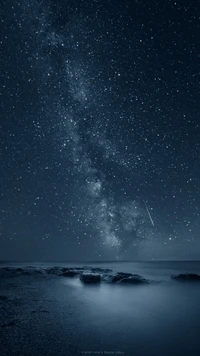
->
[171,273,200,281]
[80,273,101,283]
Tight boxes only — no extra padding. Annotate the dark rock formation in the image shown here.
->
[118,275,149,284]
[112,272,133,283]
[62,269,80,277]
[21,268,46,276]
[0,266,150,285]
[90,267,112,273]
[101,272,149,284]
[171,273,200,281]
[46,266,65,275]
[0,266,46,277]
[79,266,112,274]
[101,274,114,283]
[80,273,101,283]
[61,267,112,277]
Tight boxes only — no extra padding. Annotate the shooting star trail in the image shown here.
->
[143,201,155,227]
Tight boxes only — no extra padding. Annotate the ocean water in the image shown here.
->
[1,261,200,356]
[61,261,200,356]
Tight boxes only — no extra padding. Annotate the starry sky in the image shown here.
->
[0,0,200,261]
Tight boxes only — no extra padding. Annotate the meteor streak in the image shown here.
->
[143,201,155,227]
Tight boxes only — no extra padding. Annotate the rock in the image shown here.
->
[101,274,114,283]
[0,265,150,285]
[80,273,101,283]
[22,268,46,276]
[91,267,112,273]
[61,267,112,277]
[81,266,112,273]
[62,269,80,277]
[0,266,45,277]
[47,266,85,276]
[12,267,46,276]
[118,275,149,284]
[101,272,149,284]
[171,273,200,281]
[112,272,133,283]
[46,266,65,275]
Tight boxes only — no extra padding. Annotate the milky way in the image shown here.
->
[0,0,200,260]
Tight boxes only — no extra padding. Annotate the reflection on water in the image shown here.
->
[62,274,200,356]
[63,277,152,315]
[63,275,200,315]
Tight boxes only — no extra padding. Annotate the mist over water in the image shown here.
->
[1,261,200,355]
[61,261,200,356]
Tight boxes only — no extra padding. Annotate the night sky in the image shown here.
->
[0,0,200,261]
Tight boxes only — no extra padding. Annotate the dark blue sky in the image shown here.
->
[0,0,200,261]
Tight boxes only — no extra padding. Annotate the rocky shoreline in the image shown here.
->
[0,266,150,285]
[1,266,200,284]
